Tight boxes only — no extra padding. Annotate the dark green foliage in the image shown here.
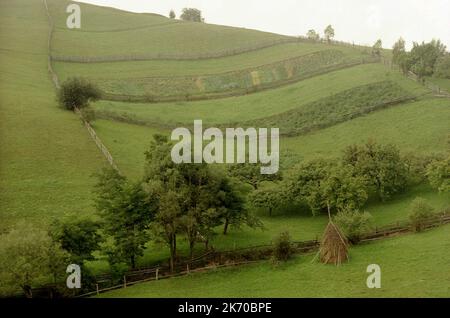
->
[228,162,282,190]
[143,135,260,269]
[246,81,414,137]
[50,219,103,264]
[272,231,294,262]
[409,197,435,232]
[409,40,446,79]
[169,10,176,19]
[334,209,373,244]
[343,141,409,201]
[434,54,450,79]
[249,184,285,216]
[426,155,450,193]
[180,8,203,22]
[286,158,368,215]
[57,77,101,110]
[94,168,156,269]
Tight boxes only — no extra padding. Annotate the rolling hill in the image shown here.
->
[0,0,449,298]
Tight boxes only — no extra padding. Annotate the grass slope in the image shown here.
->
[0,0,106,230]
[98,224,450,297]
[48,0,289,60]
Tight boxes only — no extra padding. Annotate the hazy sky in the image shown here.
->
[78,0,449,50]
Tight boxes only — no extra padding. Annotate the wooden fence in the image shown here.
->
[68,212,450,298]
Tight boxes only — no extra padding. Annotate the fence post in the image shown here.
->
[96,283,99,295]
[187,264,190,274]
[123,276,127,288]
[156,268,159,281]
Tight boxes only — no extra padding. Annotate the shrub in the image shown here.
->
[409,197,435,232]
[58,77,101,110]
[334,209,374,244]
[272,231,294,262]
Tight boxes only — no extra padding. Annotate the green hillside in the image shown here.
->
[0,0,107,231]
[0,0,449,298]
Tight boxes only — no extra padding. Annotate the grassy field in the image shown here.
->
[0,0,106,230]
[48,0,289,60]
[1,0,449,298]
[98,223,450,298]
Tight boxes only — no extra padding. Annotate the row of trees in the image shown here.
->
[250,140,449,217]
[392,38,449,80]
[95,135,261,271]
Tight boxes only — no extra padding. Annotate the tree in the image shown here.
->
[95,168,156,269]
[287,158,334,215]
[0,223,69,298]
[324,25,335,43]
[169,9,176,19]
[372,39,382,56]
[57,77,101,110]
[50,219,103,265]
[426,155,450,193]
[287,159,368,215]
[321,166,368,212]
[249,184,284,216]
[334,209,373,244]
[392,37,406,65]
[306,29,320,41]
[409,39,446,80]
[343,141,409,201]
[409,197,435,232]
[434,54,450,79]
[228,163,282,190]
[180,8,204,22]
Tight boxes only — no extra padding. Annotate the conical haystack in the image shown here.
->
[319,221,349,265]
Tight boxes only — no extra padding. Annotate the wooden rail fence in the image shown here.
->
[69,212,450,298]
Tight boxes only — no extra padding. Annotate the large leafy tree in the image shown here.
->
[180,8,204,22]
[0,224,69,298]
[343,141,409,201]
[426,155,450,193]
[324,25,335,43]
[287,159,368,215]
[95,169,156,269]
[57,77,101,110]
[392,37,406,65]
[409,40,446,79]
[50,219,103,265]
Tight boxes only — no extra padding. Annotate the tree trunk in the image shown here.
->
[269,207,272,217]
[130,255,136,269]
[23,285,33,299]
[223,218,229,235]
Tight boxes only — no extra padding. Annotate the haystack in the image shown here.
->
[319,221,349,265]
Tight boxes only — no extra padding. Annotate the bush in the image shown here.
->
[58,78,101,110]
[409,197,435,232]
[272,231,294,262]
[334,209,373,244]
